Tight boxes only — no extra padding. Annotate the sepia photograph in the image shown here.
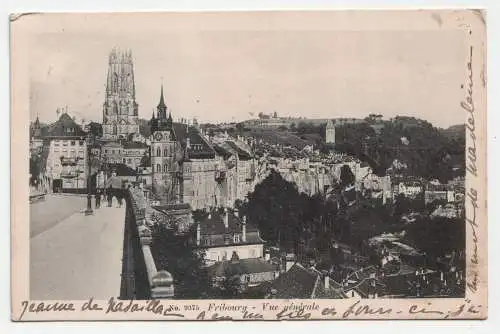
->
[10,9,487,321]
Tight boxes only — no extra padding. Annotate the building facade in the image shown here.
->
[44,113,88,192]
[102,48,139,139]
[196,208,265,266]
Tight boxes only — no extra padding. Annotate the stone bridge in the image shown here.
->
[30,190,174,300]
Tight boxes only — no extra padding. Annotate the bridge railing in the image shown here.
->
[121,187,175,299]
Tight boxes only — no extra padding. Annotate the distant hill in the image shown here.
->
[242,127,314,150]
[334,117,465,182]
[439,124,465,141]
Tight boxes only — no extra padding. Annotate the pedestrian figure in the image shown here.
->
[107,186,113,207]
[117,192,123,207]
[95,190,101,209]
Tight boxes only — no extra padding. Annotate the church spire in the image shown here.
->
[157,83,167,119]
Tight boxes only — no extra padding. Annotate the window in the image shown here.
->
[79,140,84,146]
[70,150,76,157]
[156,164,161,172]
[250,249,256,258]
[128,159,132,164]
[163,164,168,172]
[104,149,108,154]
[71,141,75,146]
[233,234,240,243]
[123,158,126,163]
[164,148,168,156]
[54,142,60,147]
[222,251,227,260]
[156,148,161,157]
[54,148,59,153]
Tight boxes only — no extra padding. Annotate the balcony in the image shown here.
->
[60,170,84,179]
[60,157,81,166]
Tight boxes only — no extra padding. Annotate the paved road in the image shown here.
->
[30,200,125,300]
[30,194,87,238]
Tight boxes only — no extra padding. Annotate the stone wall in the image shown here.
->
[121,188,175,299]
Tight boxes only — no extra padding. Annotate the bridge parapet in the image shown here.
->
[121,188,175,299]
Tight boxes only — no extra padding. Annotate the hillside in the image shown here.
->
[241,127,315,150]
[439,124,465,141]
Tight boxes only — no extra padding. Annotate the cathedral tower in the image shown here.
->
[102,48,139,139]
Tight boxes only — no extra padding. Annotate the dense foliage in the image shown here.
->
[242,169,465,271]
[241,170,352,257]
[150,221,210,299]
[336,117,465,183]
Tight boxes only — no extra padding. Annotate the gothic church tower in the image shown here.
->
[102,48,139,139]
[150,85,183,204]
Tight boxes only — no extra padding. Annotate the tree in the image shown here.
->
[340,165,355,187]
[245,170,307,251]
[404,217,465,268]
[29,154,41,185]
[150,220,210,299]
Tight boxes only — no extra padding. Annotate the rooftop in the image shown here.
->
[123,141,149,149]
[198,209,258,235]
[268,263,319,298]
[208,258,279,278]
[106,163,137,177]
[45,113,87,138]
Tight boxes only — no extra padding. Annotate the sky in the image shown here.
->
[27,12,468,128]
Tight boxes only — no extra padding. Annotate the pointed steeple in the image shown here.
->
[157,83,168,119]
[158,84,166,109]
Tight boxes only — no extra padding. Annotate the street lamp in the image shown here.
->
[84,132,95,216]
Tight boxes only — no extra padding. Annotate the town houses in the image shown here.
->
[29,47,466,299]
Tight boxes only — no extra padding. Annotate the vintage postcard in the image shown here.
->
[11,10,487,321]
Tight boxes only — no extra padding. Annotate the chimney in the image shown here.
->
[196,223,201,246]
[265,250,270,262]
[324,275,330,290]
[234,208,239,217]
[242,215,247,242]
[224,207,229,229]
[186,137,191,149]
